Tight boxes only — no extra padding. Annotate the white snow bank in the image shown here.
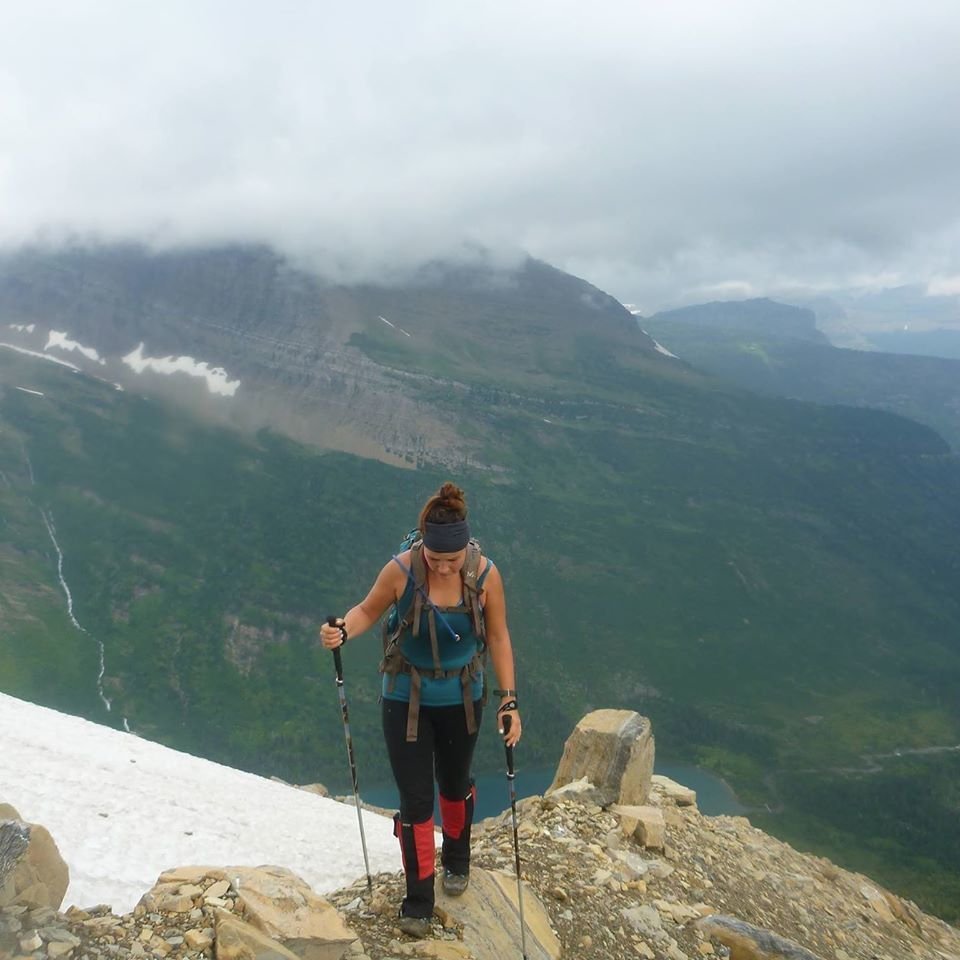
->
[0,692,399,914]
[45,330,106,365]
[8,323,36,333]
[122,344,240,397]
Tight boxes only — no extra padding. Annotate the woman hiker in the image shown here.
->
[320,481,521,938]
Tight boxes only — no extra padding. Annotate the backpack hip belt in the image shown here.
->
[381,652,485,742]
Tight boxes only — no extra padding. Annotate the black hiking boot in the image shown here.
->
[442,868,469,897]
[398,912,433,938]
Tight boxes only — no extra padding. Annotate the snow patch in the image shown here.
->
[46,330,106,365]
[379,315,411,337]
[8,323,36,333]
[0,342,81,371]
[15,386,45,397]
[0,691,400,914]
[638,328,680,360]
[122,343,240,397]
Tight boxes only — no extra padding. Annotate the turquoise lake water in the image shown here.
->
[362,761,748,819]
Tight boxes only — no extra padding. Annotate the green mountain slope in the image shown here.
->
[2,255,960,920]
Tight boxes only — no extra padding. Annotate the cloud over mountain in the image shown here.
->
[1,0,959,308]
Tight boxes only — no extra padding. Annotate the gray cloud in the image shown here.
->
[1,0,959,310]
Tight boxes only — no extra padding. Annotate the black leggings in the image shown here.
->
[382,698,483,821]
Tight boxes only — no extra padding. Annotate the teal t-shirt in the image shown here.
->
[381,561,493,707]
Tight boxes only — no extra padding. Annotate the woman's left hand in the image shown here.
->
[497,702,521,747]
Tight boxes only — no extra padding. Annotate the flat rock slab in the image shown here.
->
[650,774,697,807]
[435,867,560,960]
[698,915,825,960]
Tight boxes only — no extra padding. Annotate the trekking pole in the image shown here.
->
[502,714,529,959]
[326,616,373,893]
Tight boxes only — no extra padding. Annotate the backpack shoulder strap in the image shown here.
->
[409,542,427,639]
[460,540,485,643]
[461,539,482,584]
[382,543,423,657]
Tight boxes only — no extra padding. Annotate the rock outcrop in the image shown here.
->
[696,915,826,959]
[0,820,30,891]
[0,804,69,912]
[547,709,655,807]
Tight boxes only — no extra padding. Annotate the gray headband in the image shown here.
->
[422,520,470,552]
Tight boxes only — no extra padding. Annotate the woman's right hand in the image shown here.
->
[319,617,347,649]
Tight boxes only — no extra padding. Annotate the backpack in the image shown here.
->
[380,528,488,741]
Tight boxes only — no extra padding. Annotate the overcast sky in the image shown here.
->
[1,1,958,310]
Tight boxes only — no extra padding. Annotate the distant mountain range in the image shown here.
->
[646,298,829,344]
[1,246,959,921]
[785,284,960,350]
[644,297,960,450]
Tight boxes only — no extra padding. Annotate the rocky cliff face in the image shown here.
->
[0,244,657,468]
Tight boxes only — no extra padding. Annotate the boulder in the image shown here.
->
[0,819,30,890]
[547,710,654,807]
[215,909,301,960]
[651,774,697,807]
[610,804,666,850]
[0,804,69,910]
[697,915,825,960]
[543,777,608,807]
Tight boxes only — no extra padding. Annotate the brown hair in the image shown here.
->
[418,481,468,531]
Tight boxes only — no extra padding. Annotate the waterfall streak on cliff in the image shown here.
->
[40,509,112,712]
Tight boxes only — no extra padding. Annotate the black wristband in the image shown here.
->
[493,688,517,698]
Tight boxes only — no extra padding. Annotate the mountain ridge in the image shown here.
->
[0,244,662,468]
[649,297,829,344]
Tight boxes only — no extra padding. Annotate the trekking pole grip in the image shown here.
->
[503,714,516,776]
[326,616,345,682]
